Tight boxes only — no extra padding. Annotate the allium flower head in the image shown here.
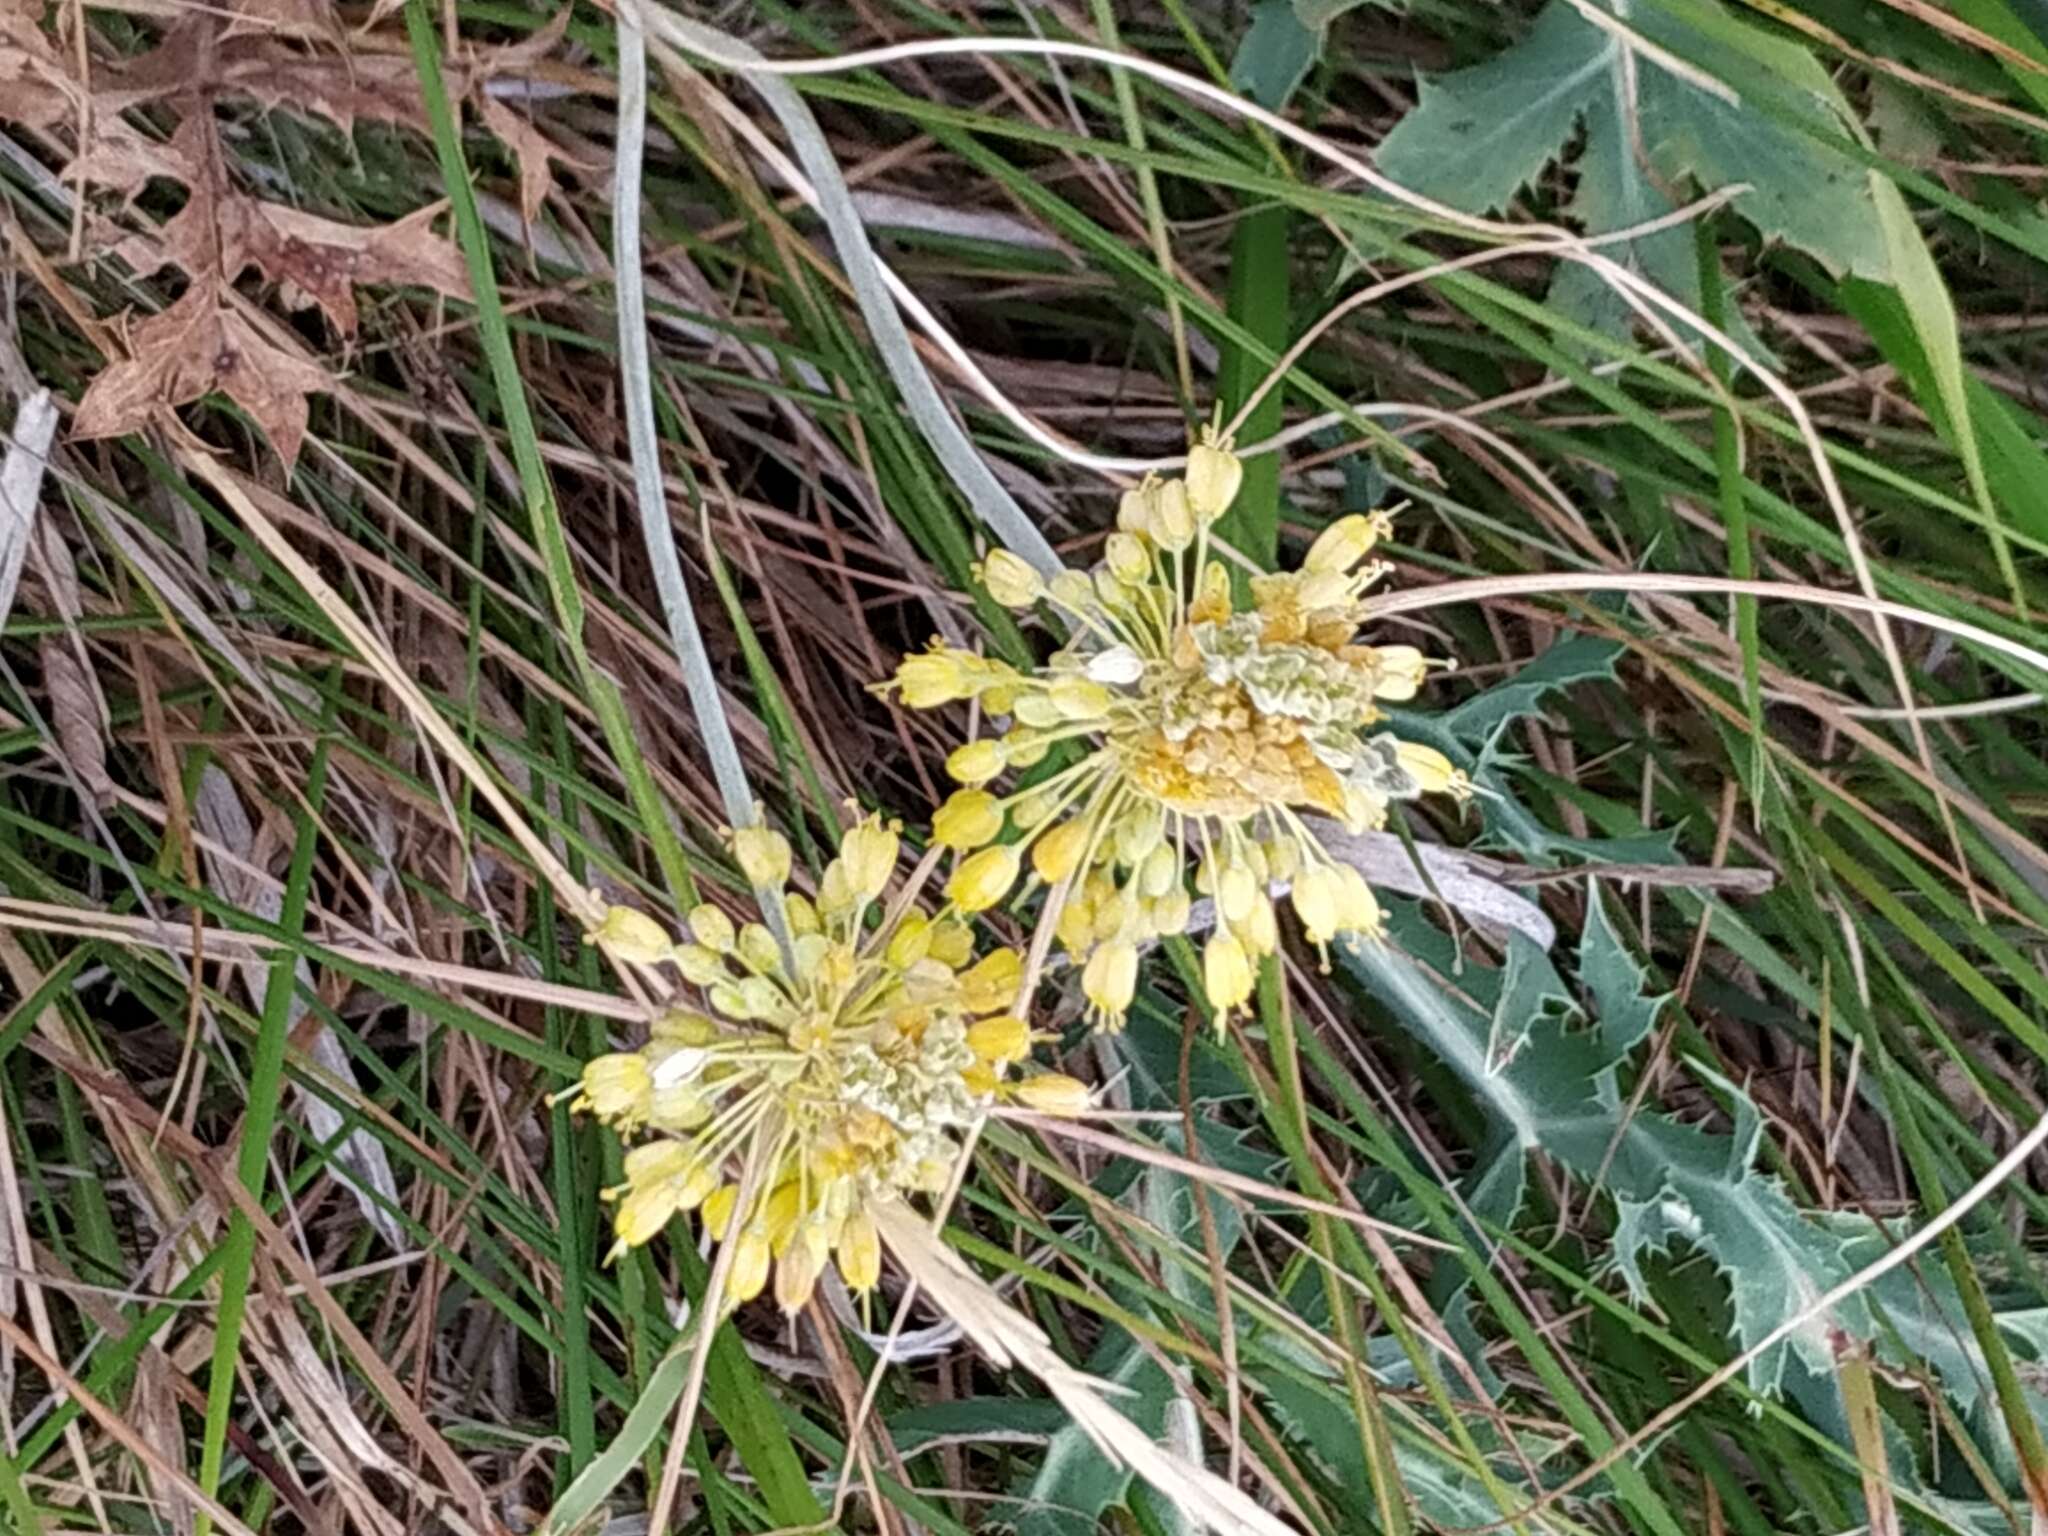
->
[881,437,1470,1030]
[566,816,1085,1313]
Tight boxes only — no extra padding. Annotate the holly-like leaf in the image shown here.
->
[1441,629,1622,742]
[1375,1,1609,215]
[1342,903,1869,1394]
[1376,0,1889,343]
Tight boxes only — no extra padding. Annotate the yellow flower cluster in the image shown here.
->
[883,429,1469,1030]
[569,816,1088,1313]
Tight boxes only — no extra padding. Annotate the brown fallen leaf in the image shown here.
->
[73,285,332,469]
[63,117,202,200]
[477,93,578,224]
[251,202,472,333]
[40,637,115,807]
[80,111,468,336]
[100,22,426,129]
[0,0,73,129]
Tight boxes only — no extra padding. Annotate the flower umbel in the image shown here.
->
[881,439,1468,1029]
[568,816,1080,1313]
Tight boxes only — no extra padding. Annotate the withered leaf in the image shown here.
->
[64,117,202,200]
[73,285,332,469]
[477,93,578,224]
[0,0,73,129]
[95,113,468,336]
[101,22,426,130]
[41,636,115,807]
[248,202,471,333]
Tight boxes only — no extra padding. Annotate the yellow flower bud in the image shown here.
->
[574,1053,652,1127]
[725,1227,771,1304]
[1304,512,1386,574]
[837,1207,882,1293]
[1371,645,1430,702]
[761,1183,805,1254]
[1081,939,1139,1022]
[1104,531,1150,584]
[841,817,899,900]
[1004,730,1051,771]
[1335,865,1383,938]
[1395,740,1467,799]
[687,903,735,952]
[672,944,729,987]
[885,914,934,969]
[977,548,1046,608]
[946,738,1007,786]
[650,1009,718,1045]
[730,823,792,890]
[1242,892,1279,956]
[1049,674,1114,720]
[702,1183,739,1241]
[1012,1073,1091,1115]
[1215,862,1258,926]
[775,1228,825,1315]
[1117,477,1159,533]
[958,947,1022,1012]
[891,647,975,708]
[784,891,819,936]
[1049,570,1096,611]
[587,905,675,966]
[1290,863,1343,945]
[1032,818,1092,884]
[1204,931,1254,1014]
[933,788,1002,850]
[737,923,782,975]
[1185,427,1244,520]
[1056,894,1095,954]
[967,1013,1031,1064]
[1149,886,1192,936]
[947,844,1020,913]
[608,1182,678,1257]
[927,920,977,969]
[1152,478,1195,551]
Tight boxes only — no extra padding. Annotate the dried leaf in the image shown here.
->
[73,285,332,469]
[41,635,114,807]
[0,0,72,129]
[64,117,203,199]
[102,23,426,129]
[94,114,467,336]
[477,93,573,224]
[247,201,471,334]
